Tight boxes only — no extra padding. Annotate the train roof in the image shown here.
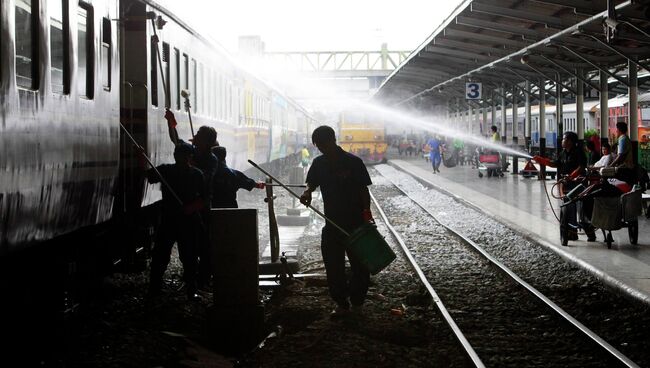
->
[139,0,316,120]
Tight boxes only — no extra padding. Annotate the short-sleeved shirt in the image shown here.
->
[554,147,586,176]
[193,149,219,204]
[212,160,256,208]
[616,135,634,168]
[306,146,372,232]
[149,164,204,217]
[427,139,441,156]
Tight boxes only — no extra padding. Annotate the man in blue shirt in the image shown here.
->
[427,135,442,173]
[300,126,373,318]
[211,146,265,208]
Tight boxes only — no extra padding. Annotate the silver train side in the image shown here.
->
[0,0,317,264]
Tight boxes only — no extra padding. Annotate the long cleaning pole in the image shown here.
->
[248,160,350,237]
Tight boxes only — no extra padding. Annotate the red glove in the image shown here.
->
[255,182,265,189]
[362,209,375,224]
[569,168,581,180]
[164,109,177,129]
[533,155,551,166]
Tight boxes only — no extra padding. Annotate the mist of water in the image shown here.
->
[236,56,533,159]
[352,100,534,159]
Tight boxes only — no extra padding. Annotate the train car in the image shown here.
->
[529,101,599,152]
[338,110,388,164]
[0,0,317,315]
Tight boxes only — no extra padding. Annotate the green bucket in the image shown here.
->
[346,224,396,275]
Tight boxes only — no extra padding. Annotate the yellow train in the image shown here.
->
[338,111,388,164]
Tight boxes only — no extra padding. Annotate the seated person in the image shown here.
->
[590,142,614,168]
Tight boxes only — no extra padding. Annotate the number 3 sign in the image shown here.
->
[465,82,482,100]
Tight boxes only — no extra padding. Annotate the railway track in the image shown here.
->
[369,167,640,368]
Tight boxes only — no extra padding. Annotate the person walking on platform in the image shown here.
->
[212,146,265,208]
[164,109,218,289]
[490,125,501,143]
[427,135,442,173]
[147,142,205,300]
[300,126,373,318]
[301,145,311,174]
[533,131,597,242]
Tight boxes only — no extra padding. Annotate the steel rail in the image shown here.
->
[368,190,485,368]
[374,170,640,368]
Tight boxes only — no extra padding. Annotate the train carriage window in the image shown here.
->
[162,42,170,108]
[182,54,188,90]
[77,3,94,99]
[190,59,196,112]
[15,0,39,90]
[50,0,69,94]
[150,37,158,106]
[101,17,111,91]
[174,48,180,110]
[198,63,203,115]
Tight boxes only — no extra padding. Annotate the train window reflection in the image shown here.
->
[101,17,111,90]
[16,0,38,90]
[174,48,180,110]
[162,42,170,108]
[190,59,196,111]
[51,0,69,94]
[150,37,158,107]
[77,4,93,98]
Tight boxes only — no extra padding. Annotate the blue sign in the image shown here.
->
[465,82,482,100]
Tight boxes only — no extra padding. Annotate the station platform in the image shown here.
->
[389,156,650,305]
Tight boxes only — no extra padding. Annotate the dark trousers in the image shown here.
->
[150,216,199,290]
[561,198,595,236]
[321,228,370,307]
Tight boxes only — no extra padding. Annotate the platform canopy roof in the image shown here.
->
[374,0,650,109]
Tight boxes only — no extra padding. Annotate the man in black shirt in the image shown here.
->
[164,110,219,288]
[534,131,596,243]
[300,126,373,318]
[147,142,205,300]
[212,146,265,208]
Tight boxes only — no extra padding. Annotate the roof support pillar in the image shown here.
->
[539,79,546,180]
[576,69,585,144]
[501,85,507,144]
[600,71,609,146]
[525,80,532,152]
[491,91,497,128]
[512,84,519,174]
[475,102,481,137]
[556,73,563,159]
[468,104,474,137]
[482,101,488,136]
[629,58,639,165]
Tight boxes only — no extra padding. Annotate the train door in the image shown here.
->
[116,0,148,217]
[113,0,151,268]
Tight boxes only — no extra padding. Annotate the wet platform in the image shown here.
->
[389,155,650,305]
